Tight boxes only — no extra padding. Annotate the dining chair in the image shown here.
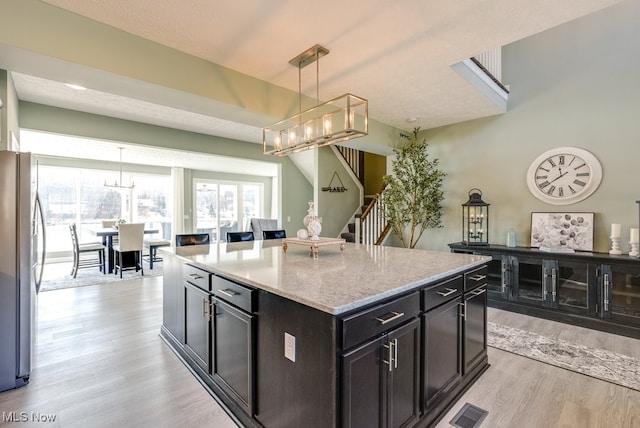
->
[113,223,145,278]
[227,231,254,242]
[69,223,106,278]
[262,229,286,240]
[175,233,211,247]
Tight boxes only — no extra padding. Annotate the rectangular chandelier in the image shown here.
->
[263,44,368,156]
[263,93,368,156]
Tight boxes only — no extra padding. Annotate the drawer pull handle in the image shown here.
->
[189,274,203,280]
[471,287,486,297]
[436,288,458,297]
[218,289,238,298]
[375,311,405,325]
[469,274,486,281]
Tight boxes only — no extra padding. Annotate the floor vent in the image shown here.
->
[449,403,489,428]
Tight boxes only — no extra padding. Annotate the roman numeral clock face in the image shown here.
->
[526,147,602,205]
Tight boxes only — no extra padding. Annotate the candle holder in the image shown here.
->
[630,242,639,257]
[609,236,622,255]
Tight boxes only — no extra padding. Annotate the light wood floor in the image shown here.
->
[436,308,640,428]
[1,277,639,427]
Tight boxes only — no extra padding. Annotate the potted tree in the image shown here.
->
[383,128,446,249]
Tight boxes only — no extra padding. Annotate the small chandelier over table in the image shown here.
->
[104,147,135,190]
[263,44,368,156]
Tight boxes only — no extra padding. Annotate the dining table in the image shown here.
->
[91,227,159,274]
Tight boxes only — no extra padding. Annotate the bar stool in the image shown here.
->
[144,238,171,269]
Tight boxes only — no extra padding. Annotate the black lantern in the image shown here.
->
[462,188,489,245]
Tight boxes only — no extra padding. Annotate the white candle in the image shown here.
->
[631,228,639,243]
[611,223,621,238]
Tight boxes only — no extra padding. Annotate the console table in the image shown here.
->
[449,242,640,339]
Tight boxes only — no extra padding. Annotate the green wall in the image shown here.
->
[18,102,312,235]
[414,0,640,253]
[317,146,360,237]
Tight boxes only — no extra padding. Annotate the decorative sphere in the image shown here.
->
[296,229,308,240]
[307,219,322,239]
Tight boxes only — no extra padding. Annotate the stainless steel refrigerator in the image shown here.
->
[0,150,45,392]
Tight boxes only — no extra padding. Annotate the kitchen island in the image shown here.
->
[160,240,490,428]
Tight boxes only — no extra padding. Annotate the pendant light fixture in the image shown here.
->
[104,147,135,189]
[263,44,368,156]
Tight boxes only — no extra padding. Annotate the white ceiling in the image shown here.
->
[7,0,624,167]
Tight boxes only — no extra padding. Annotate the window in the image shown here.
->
[194,180,263,242]
[38,166,171,257]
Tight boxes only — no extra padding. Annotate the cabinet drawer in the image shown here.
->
[184,264,211,291]
[423,275,463,311]
[211,274,256,313]
[465,265,488,291]
[342,292,420,350]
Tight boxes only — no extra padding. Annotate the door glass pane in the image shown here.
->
[38,166,78,255]
[219,184,238,241]
[131,174,172,239]
[195,183,218,242]
[516,259,543,304]
[80,169,122,239]
[242,184,260,233]
[557,262,588,311]
[609,269,640,321]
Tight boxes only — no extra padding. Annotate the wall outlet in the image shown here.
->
[284,332,296,362]
[287,216,291,222]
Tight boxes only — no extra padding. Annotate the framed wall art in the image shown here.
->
[530,212,594,252]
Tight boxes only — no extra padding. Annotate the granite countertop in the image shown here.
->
[161,240,489,315]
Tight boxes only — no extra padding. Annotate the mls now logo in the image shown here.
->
[2,412,28,422]
[2,411,57,423]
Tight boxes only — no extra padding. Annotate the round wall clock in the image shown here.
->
[526,147,602,205]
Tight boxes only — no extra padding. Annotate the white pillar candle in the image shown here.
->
[611,223,621,238]
[631,228,639,243]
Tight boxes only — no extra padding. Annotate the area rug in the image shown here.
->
[488,322,640,391]
[39,262,162,292]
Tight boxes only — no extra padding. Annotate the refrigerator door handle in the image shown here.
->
[33,191,46,294]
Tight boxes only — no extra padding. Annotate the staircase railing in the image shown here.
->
[472,47,509,93]
[336,145,364,184]
[356,187,391,246]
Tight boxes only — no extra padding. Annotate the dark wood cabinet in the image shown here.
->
[463,284,487,373]
[450,242,640,338]
[161,254,184,343]
[422,298,462,410]
[422,267,488,414]
[597,264,640,327]
[342,318,420,428]
[161,251,489,428]
[184,281,211,372]
[211,293,255,415]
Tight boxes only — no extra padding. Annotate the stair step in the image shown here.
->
[348,223,355,233]
[341,232,356,243]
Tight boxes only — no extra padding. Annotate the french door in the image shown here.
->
[194,181,262,242]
